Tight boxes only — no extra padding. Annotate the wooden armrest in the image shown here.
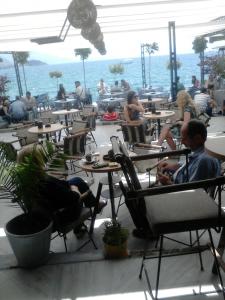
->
[134,143,163,149]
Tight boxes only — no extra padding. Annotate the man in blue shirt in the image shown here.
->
[158,119,221,185]
[132,119,220,239]
[9,97,28,123]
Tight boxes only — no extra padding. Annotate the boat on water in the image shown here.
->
[120,58,134,64]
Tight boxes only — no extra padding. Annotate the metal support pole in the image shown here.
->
[168,21,177,102]
[141,44,147,88]
[12,52,23,97]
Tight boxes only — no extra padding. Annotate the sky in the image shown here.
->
[1,0,225,64]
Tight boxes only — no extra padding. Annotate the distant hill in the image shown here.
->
[26,59,47,66]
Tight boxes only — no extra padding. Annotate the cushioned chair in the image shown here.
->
[120,122,156,150]
[111,136,225,299]
[12,124,39,147]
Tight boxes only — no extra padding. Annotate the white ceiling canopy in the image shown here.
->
[0,0,225,51]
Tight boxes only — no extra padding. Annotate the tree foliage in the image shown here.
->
[49,71,63,79]
[0,76,10,95]
[144,42,159,55]
[192,37,208,54]
[14,52,29,65]
[166,60,182,70]
[109,64,124,75]
[74,48,92,60]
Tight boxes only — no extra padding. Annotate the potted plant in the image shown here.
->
[0,143,54,268]
[103,220,129,259]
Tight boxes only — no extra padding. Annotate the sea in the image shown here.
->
[0,53,207,102]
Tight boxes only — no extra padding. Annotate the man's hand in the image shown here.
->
[157,172,172,185]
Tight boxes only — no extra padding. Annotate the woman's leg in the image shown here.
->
[157,124,176,150]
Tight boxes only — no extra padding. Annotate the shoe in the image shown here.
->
[97,199,107,213]
[132,228,157,240]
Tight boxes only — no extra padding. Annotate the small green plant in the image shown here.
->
[103,221,129,246]
[109,64,124,75]
[166,60,182,70]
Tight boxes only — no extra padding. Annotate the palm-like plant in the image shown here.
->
[14,52,29,92]
[192,37,208,85]
[144,42,159,87]
[109,64,124,79]
[49,71,63,91]
[74,48,92,91]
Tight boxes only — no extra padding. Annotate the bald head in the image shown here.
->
[181,119,207,150]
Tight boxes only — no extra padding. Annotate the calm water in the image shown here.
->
[0,53,202,101]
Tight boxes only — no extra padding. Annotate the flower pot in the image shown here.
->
[5,213,53,268]
[104,241,129,259]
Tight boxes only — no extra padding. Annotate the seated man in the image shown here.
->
[9,96,28,123]
[130,119,221,239]
[102,105,119,121]
[18,146,106,238]
[22,91,38,119]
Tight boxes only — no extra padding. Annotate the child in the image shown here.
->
[103,105,119,121]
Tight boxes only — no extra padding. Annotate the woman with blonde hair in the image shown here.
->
[157,90,197,150]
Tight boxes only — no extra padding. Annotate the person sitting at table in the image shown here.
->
[110,80,122,93]
[102,105,119,121]
[0,96,11,125]
[9,96,28,123]
[194,87,215,116]
[121,79,131,91]
[130,119,221,239]
[18,146,107,238]
[124,91,145,123]
[22,91,38,119]
[57,83,66,100]
[156,90,197,150]
[97,78,108,96]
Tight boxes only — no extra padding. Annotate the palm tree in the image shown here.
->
[14,52,29,92]
[192,37,208,85]
[49,71,63,91]
[144,42,159,87]
[74,48,92,91]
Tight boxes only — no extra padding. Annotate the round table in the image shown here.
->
[143,110,175,135]
[28,123,64,141]
[80,154,121,221]
[52,109,80,126]
[205,135,225,161]
[140,98,164,105]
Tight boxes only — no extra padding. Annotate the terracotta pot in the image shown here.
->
[104,241,128,259]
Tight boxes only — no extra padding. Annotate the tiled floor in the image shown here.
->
[1,116,225,299]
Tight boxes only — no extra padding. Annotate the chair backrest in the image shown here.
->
[120,123,146,147]
[39,110,57,124]
[83,105,97,116]
[15,124,39,147]
[63,131,87,156]
[197,112,211,127]
[85,113,96,131]
[70,120,88,135]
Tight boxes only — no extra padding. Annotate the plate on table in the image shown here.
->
[81,158,95,165]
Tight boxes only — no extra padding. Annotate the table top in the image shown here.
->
[28,123,65,134]
[101,97,126,103]
[54,99,76,104]
[52,109,80,115]
[140,98,164,104]
[80,145,121,173]
[142,92,165,97]
[143,110,175,120]
[205,134,225,161]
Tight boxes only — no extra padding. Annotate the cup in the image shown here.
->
[37,121,43,129]
[85,153,92,162]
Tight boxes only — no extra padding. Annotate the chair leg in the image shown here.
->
[155,235,164,300]
[139,239,150,279]
[196,230,204,271]
[63,234,68,252]
[90,131,97,146]
[208,229,225,299]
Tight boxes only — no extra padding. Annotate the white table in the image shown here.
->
[52,109,80,126]
[143,110,175,135]
[28,123,64,141]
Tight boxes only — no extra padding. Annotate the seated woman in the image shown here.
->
[124,91,145,123]
[0,97,11,124]
[18,146,106,237]
[57,84,66,100]
[157,90,197,150]
[102,105,119,121]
